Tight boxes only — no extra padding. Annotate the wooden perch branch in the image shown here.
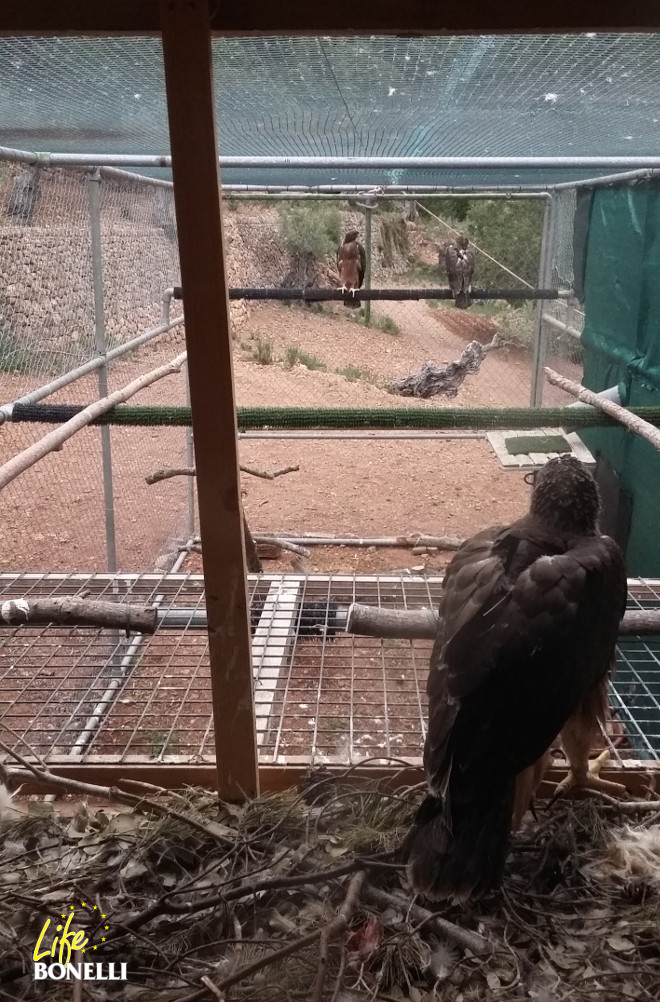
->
[545,367,660,451]
[146,463,299,485]
[347,603,660,640]
[0,596,157,633]
[0,351,188,491]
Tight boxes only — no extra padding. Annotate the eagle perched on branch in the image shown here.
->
[444,233,475,309]
[336,230,366,307]
[400,455,627,902]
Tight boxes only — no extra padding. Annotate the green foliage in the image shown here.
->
[337,365,379,385]
[375,314,400,336]
[416,196,470,223]
[284,345,326,370]
[464,199,544,289]
[278,203,342,261]
[348,310,401,336]
[253,336,274,364]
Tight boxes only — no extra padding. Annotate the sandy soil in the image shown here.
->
[0,299,582,574]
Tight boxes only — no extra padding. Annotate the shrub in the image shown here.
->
[253,336,274,364]
[278,203,342,261]
[284,346,326,370]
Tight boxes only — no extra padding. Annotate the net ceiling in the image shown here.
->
[1,34,659,187]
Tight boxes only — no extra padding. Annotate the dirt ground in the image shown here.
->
[0,299,582,574]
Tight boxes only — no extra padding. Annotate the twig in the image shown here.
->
[311,871,366,1002]
[2,763,236,845]
[253,536,311,558]
[146,463,299,485]
[362,885,492,956]
[0,351,187,491]
[178,929,323,1001]
[582,789,660,811]
[544,367,660,451]
[240,463,300,480]
[199,976,225,999]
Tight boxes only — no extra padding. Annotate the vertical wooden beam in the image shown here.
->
[160,0,258,799]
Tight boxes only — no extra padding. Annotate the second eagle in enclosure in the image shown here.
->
[336,230,366,307]
[444,233,475,309]
[399,454,628,902]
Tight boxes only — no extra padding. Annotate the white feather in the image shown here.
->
[587,825,660,886]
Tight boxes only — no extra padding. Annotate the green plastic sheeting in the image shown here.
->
[580,179,660,575]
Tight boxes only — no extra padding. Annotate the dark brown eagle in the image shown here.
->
[336,230,366,307]
[400,455,628,902]
[444,233,475,309]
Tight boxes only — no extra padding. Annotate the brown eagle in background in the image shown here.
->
[444,233,475,309]
[336,230,366,307]
[399,455,628,902]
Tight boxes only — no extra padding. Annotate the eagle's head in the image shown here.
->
[344,230,359,243]
[456,233,470,250]
[529,454,600,535]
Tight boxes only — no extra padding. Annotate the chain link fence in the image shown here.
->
[535,187,586,406]
[0,156,187,573]
[0,152,587,572]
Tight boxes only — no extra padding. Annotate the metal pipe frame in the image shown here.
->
[221,188,552,198]
[4,149,660,171]
[530,196,558,406]
[87,168,117,572]
[186,287,569,302]
[553,168,660,191]
[0,305,184,423]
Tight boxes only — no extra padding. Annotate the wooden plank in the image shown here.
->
[160,0,258,799]
[1,1,659,34]
[251,578,303,746]
[9,762,657,800]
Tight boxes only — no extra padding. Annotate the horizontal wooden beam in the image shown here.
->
[0,1,658,34]
[8,761,658,800]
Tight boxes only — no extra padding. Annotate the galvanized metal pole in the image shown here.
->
[364,207,372,326]
[185,362,196,536]
[87,168,117,571]
[530,195,557,407]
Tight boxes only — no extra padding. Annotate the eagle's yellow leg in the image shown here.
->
[555,714,627,797]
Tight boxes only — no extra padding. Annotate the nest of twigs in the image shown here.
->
[1,762,660,1001]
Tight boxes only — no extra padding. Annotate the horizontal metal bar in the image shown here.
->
[542,314,583,340]
[0,310,184,422]
[553,168,660,190]
[9,152,660,170]
[172,286,567,302]
[222,187,551,198]
[238,431,487,440]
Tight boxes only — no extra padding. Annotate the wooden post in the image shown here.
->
[364,206,372,326]
[160,0,258,799]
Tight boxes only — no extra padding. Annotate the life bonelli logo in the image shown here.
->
[33,901,127,982]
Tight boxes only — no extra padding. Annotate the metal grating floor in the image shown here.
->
[0,572,659,770]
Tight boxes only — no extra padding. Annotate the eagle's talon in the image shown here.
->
[554,750,627,798]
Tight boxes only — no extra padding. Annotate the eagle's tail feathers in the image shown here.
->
[455,290,470,309]
[401,781,514,902]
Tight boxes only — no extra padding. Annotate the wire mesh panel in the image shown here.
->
[0,156,190,572]
[538,187,586,406]
[225,194,546,413]
[1,572,659,772]
[0,164,95,390]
